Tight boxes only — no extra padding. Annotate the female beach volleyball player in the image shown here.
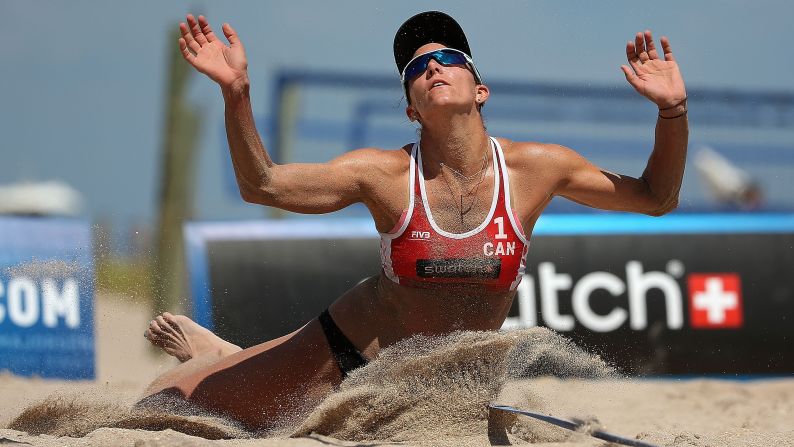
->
[143,11,688,429]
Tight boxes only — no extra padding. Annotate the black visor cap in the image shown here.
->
[393,11,473,75]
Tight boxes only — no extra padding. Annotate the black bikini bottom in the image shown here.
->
[318,308,368,377]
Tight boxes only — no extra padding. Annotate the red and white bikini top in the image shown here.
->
[380,136,529,292]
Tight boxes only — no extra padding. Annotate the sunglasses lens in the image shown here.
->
[434,51,468,66]
[403,50,470,82]
[403,56,430,80]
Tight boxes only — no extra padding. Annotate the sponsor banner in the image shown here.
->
[0,217,95,379]
[185,214,794,374]
[501,233,792,374]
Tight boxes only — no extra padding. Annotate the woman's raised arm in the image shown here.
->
[553,30,688,216]
[179,15,373,213]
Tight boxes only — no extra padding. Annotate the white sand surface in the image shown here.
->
[1,293,792,447]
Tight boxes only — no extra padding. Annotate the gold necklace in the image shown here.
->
[440,151,489,181]
[439,151,489,227]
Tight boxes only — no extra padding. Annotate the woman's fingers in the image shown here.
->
[661,36,676,62]
[626,30,666,71]
[186,14,209,46]
[620,64,642,92]
[222,23,241,47]
[180,22,201,55]
[198,15,218,43]
[178,37,197,63]
[626,40,642,72]
[635,32,649,62]
[644,30,660,60]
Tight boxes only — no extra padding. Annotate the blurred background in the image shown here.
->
[1,1,793,380]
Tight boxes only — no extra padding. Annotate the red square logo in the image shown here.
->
[688,273,743,329]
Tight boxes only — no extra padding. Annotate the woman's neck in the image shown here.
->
[419,113,490,176]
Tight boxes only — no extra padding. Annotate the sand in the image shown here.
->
[1,293,793,447]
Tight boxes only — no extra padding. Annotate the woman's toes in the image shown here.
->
[156,315,170,333]
[149,319,161,333]
[145,328,164,343]
[165,312,187,328]
[147,317,174,342]
[161,313,183,335]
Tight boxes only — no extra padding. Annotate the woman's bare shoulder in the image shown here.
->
[347,144,412,159]
[348,144,412,165]
[341,144,413,186]
[495,137,575,166]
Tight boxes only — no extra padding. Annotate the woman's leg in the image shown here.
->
[141,317,343,430]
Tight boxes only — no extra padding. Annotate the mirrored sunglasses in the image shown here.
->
[400,48,483,86]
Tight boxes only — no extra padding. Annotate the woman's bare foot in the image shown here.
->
[144,312,241,362]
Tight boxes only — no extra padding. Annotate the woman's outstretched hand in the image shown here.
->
[621,31,686,109]
[179,14,248,90]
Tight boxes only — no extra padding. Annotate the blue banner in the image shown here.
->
[0,217,94,379]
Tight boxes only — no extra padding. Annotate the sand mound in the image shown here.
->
[292,327,615,442]
[8,391,250,439]
[7,327,612,443]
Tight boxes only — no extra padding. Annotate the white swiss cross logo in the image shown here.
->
[688,273,743,328]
